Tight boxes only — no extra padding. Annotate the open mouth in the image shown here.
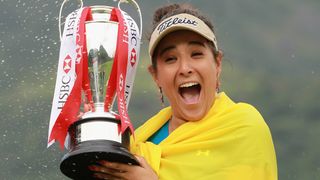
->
[179,82,201,104]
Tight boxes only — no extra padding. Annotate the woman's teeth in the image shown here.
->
[179,82,199,88]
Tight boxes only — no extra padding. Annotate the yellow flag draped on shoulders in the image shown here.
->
[130,92,277,180]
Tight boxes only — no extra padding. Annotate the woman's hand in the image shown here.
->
[88,155,158,180]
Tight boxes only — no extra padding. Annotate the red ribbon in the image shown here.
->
[49,8,92,149]
[108,8,134,135]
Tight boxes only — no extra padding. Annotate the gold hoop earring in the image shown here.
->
[159,87,165,107]
[216,80,221,92]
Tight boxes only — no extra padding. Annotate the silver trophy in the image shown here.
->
[58,2,142,179]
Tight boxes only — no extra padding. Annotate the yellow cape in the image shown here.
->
[131,92,277,180]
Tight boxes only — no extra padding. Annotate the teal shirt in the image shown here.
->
[148,121,169,145]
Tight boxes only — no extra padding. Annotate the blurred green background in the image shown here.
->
[0,0,319,179]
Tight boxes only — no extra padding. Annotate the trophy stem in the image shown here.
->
[92,57,100,104]
[94,102,105,113]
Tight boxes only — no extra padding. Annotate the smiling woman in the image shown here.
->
[149,30,222,129]
[89,3,277,180]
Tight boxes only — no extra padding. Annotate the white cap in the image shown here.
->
[149,13,218,57]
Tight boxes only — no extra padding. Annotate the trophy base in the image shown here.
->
[60,140,139,179]
[59,115,139,179]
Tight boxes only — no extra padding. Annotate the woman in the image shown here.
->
[89,3,277,180]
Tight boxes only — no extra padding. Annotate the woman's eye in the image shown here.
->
[191,52,203,58]
[165,57,176,63]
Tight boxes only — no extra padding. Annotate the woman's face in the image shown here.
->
[149,30,222,122]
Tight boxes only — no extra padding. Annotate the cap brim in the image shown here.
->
[149,13,218,57]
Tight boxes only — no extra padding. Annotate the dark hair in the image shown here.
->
[148,3,219,69]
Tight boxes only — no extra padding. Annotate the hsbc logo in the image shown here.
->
[119,73,124,91]
[75,45,82,64]
[130,48,136,67]
[63,55,72,74]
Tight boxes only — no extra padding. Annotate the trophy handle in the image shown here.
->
[58,0,84,41]
[58,0,142,41]
[118,0,143,40]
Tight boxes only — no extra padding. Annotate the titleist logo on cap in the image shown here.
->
[157,17,198,33]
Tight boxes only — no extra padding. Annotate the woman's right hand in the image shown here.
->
[88,155,158,180]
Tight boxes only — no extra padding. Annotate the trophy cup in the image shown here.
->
[47,0,142,179]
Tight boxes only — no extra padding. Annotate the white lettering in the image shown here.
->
[157,17,198,33]
[57,75,71,109]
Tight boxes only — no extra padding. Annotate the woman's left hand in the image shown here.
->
[88,155,158,180]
